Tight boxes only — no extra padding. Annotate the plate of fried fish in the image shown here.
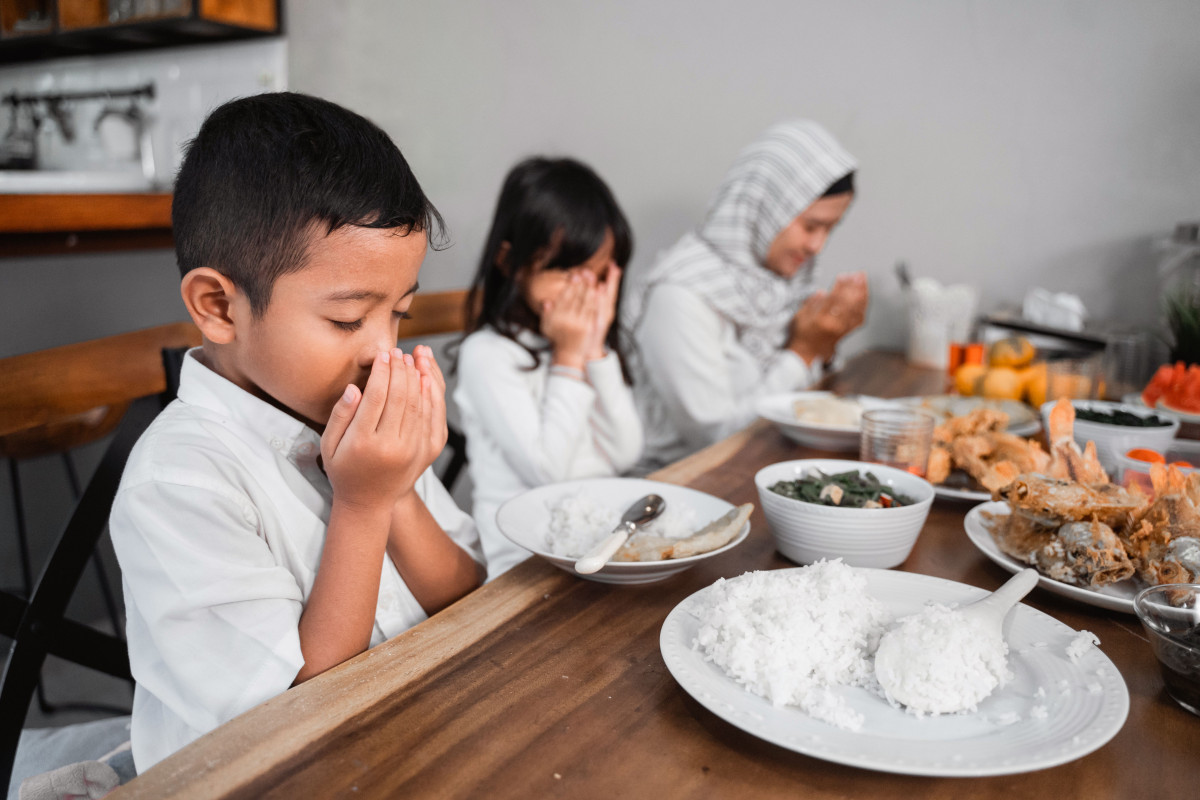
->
[963,399,1200,614]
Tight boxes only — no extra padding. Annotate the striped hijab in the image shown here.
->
[625,120,856,365]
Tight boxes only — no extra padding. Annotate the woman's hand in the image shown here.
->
[541,272,595,370]
[786,272,869,366]
[584,263,622,362]
[321,347,442,513]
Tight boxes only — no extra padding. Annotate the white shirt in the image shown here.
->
[453,328,643,579]
[632,283,822,470]
[109,350,481,771]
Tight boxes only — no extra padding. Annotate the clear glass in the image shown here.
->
[1103,330,1152,401]
[859,409,936,477]
[1134,584,1200,717]
[1045,355,1101,401]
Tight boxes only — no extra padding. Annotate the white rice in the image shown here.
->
[873,604,1011,716]
[1066,630,1099,663]
[543,494,699,557]
[690,561,892,731]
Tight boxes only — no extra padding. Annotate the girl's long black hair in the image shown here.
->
[462,157,634,380]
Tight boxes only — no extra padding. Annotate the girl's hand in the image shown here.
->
[321,348,440,512]
[541,272,595,370]
[584,263,622,361]
[786,272,869,365]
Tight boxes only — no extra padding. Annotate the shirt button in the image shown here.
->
[270,437,283,449]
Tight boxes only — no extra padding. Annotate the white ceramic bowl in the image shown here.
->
[753,459,934,569]
[1040,399,1180,474]
[495,477,750,585]
[756,391,900,452]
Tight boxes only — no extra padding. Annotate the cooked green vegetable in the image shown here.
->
[1074,408,1171,427]
[769,469,915,508]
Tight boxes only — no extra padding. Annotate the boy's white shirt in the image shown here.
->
[109,349,482,772]
[453,327,643,580]
[631,283,822,471]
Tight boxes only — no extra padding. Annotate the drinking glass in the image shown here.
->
[1045,355,1101,401]
[1103,330,1152,402]
[859,409,937,477]
[1134,584,1200,717]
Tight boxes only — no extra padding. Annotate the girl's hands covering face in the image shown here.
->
[540,271,597,370]
[583,263,621,361]
[786,272,869,366]
[320,345,446,511]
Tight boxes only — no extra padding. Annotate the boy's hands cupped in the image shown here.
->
[321,346,447,512]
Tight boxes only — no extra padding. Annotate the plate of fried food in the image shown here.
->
[963,399,1200,614]
[901,395,1042,438]
[925,405,1050,502]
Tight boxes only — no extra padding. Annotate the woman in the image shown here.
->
[625,120,868,470]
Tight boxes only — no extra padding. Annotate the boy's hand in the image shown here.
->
[411,344,448,462]
[786,272,869,365]
[583,263,621,362]
[321,348,440,512]
[542,272,595,371]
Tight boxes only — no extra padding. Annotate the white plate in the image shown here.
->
[756,392,903,451]
[899,395,1042,437]
[963,502,1138,614]
[660,568,1129,777]
[934,483,991,503]
[1158,399,1200,423]
[495,478,750,585]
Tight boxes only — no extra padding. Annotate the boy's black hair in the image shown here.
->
[173,91,445,315]
[463,157,634,380]
[821,170,855,197]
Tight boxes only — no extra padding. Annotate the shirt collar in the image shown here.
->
[176,348,322,462]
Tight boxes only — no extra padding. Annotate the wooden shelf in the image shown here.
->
[0,0,278,63]
[0,193,174,256]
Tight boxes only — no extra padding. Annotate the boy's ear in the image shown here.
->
[494,241,512,276]
[180,268,242,344]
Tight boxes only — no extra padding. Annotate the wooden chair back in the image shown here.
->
[403,288,471,339]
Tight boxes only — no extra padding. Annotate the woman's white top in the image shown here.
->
[633,283,823,469]
[109,350,482,771]
[454,327,643,579]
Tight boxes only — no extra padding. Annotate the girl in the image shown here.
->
[624,120,868,471]
[454,157,643,580]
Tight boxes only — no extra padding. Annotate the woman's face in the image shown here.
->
[763,192,854,278]
[519,229,615,314]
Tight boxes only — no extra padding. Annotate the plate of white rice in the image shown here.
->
[495,477,750,584]
[659,562,1129,776]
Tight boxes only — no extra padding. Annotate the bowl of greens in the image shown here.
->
[753,459,935,568]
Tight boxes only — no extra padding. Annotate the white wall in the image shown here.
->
[287,0,1200,353]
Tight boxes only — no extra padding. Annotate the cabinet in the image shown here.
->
[0,1,279,63]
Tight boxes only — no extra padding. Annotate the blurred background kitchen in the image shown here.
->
[1,0,1199,731]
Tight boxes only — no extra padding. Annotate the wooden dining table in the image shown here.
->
[112,351,1197,799]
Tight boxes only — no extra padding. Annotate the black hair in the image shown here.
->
[821,170,855,197]
[462,157,634,379]
[172,91,445,316]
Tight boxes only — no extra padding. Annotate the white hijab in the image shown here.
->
[625,120,856,366]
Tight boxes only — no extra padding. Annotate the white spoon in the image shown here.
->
[574,494,666,574]
[874,568,1039,714]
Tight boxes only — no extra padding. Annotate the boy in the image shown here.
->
[109,93,484,772]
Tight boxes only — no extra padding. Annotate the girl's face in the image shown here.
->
[518,229,615,314]
[763,192,854,278]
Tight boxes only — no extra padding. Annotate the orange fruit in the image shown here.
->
[954,363,986,396]
[981,367,1024,400]
[989,336,1036,369]
[1022,362,1048,407]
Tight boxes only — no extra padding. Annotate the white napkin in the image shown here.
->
[1022,288,1087,331]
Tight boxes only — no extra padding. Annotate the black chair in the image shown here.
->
[0,345,188,793]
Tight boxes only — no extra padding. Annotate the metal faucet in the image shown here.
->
[94,101,156,183]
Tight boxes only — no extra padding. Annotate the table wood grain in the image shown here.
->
[112,351,1198,799]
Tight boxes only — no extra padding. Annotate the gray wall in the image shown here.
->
[288,0,1200,354]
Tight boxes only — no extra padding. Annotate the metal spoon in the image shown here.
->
[574,494,666,574]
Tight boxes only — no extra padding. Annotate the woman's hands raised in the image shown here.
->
[786,271,869,366]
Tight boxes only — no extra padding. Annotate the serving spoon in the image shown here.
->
[574,494,666,574]
[874,568,1039,713]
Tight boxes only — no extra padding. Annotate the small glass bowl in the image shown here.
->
[1133,584,1200,717]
